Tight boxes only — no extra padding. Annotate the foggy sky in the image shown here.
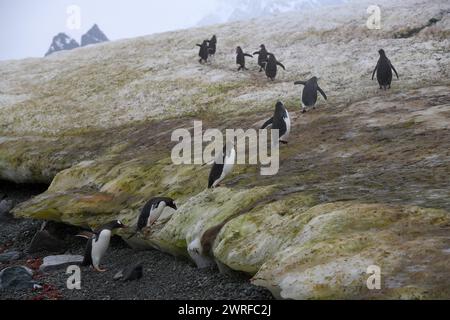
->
[0,0,217,61]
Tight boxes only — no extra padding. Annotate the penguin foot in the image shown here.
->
[95,267,107,272]
[302,109,307,114]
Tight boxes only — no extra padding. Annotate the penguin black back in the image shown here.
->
[265,54,285,80]
[196,40,210,64]
[294,77,327,112]
[254,45,270,72]
[137,197,177,232]
[372,49,399,90]
[236,46,253,71]
[208,35,217,55]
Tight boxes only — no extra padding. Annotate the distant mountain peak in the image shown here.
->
[45,33,79,57]
[81,24,109,47]
[197,0,345,26]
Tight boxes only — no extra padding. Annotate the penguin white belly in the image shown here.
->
[147,203,166,226]
[280,111,291,142]
[188,238,215,269]
[213,148,236,188]
[92,230,111,269]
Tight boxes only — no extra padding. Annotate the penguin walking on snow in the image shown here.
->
[265,54,286,81]
[208,35,217,59]
[236,47,253,71]
[372,49,399,90]
[79,220,126,272]
[196,40,210,64]
[253,44,271,72]
[206,141,236,189]
[128,197,177,239]
[261,101,291,145]
[294,77,328,113]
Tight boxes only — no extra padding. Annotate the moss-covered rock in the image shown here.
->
[249,202,450,299]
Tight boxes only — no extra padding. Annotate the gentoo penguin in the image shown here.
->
[208,35,217,57]
[196,40,210,64]
[128,197,177,239]
[253,44,271,72]
[236,46,253,71]
[261,101,291,145]
[80,220,126,272]
[372,49,399,90]
[207,141,236,189]
[294,77,328,113]
[265,54,286,81]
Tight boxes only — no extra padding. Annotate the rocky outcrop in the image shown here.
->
[81,24,109,47]
[45,33,80,56]
[1,0,450,299]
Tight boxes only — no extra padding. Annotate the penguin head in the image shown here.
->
[165,198,178,211]
[236,46,242,54]
[379,49,386,56]
[112,220,126,229]
[275,101,286,113]
[311,76,319,83]
[260,44,266,50]
[102,220,127,231]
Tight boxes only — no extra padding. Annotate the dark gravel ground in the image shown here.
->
[0,182,274,300]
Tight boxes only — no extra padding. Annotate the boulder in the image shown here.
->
[27,231,66,254]
[0,251,22,264]
[0,199,14,217]
[39,255,83,272]
[0,266,36,290]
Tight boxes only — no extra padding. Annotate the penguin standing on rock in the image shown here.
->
[294,77,328,113]
[206,141,236,189]
[236,47,253,71]
[196,40,210,64]
[253,44,271,72]
[128,197,177,239]
[261,101,291,145]
[265,54,286,81]
[79,220,126,272]
[372,49,399,90]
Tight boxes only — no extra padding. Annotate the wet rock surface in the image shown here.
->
[0,184,273,300]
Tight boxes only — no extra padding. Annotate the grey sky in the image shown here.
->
[0,0,217,61]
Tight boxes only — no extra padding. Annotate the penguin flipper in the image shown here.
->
[391,64,399,79]
[76,231,95,239]
[244,53,253,58]
[318,87,328,100]
[277,61,286,70]
[372,65,378,80]
[261,117,274,129]
[253,51,260,55]
[294,81,306,86]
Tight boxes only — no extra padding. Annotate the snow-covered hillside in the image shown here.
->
[1,0,450,300]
